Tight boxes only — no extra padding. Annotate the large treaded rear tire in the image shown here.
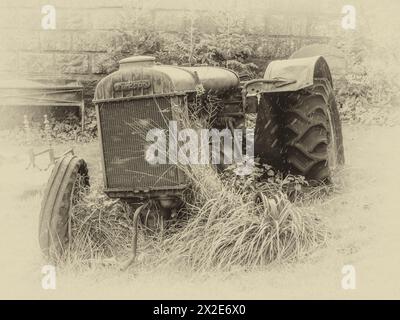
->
[282,81,344,183]
[39,155,89,261]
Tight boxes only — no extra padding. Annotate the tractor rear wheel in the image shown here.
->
[39,155,89,261]
[254,94,284,170]
[282,84,344,183]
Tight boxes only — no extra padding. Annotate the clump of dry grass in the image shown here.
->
[67,189,134,265]
[155,164,327,271]
[65,161,327,272]
[64,107,327,272]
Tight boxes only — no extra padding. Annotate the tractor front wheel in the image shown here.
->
[39,155,89,261]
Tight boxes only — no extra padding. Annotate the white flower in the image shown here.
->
[233,155,255,176]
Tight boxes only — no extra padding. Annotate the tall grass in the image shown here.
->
[66,164,327,272]
[65,101,327,272]
[156,164,327,271]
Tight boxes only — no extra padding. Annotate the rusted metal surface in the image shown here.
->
[119,55,156,69]
[93,56,240,102]
[243,56,333,97]
[178,66,239,91]
[120,204,145,271]
[94,68,176,101]
[265,56,333,90]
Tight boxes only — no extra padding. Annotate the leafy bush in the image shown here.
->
[332,34,400,125]
[15,10,400,143]
[95,12,262,79]
[5,107,97,145]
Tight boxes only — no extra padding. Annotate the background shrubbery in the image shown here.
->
[332,34,400,125]
[3,6,400,144]
[93,9,400,128]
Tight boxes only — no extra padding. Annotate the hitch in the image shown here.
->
[26,147,75,171]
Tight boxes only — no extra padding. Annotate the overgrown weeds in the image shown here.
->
[65,155,329,273]
[2,108,97,146]
[155,164,327,271]
[332,33,400,126]
[60,99,332,273]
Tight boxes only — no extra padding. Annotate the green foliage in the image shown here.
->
[222,161,310,202]
[332,34,400,125]
[96,12,262,78]
[7,108,97,145]
[19,11,399,140]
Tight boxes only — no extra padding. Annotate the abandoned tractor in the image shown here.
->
[39,54,344,260]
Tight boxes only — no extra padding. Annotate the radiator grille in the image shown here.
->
[98,96,183,191]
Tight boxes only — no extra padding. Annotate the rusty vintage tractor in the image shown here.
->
[39,54,344,261]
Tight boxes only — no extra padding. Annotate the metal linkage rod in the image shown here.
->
[120,203,147,271]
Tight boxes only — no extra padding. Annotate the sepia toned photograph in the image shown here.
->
[0,0,399,304]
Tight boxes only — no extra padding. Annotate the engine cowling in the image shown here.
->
[94,55,240,101]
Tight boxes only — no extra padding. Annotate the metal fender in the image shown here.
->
[244,56,333,97]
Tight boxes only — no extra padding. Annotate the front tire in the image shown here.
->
[39,155,89,261]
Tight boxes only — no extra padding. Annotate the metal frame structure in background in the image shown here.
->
[0,79,85,130]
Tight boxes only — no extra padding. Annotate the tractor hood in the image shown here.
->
[94,56,240,102]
